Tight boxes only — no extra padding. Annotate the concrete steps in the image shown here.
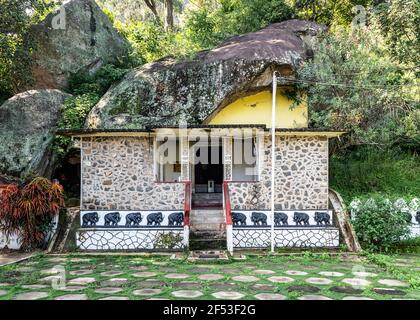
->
[192,193,223,208]
[189,209,226,250]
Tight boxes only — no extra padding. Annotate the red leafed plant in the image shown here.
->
[0,177,64,249]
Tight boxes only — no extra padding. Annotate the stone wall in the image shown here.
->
[229,135,329,210]
[81,137,184,210]
[232,228,339,248]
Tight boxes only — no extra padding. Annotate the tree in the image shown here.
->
[372,0,420,66]
[163,0,174,30]
[0,0,55,102]
[184,0,294,49]
[294,26,419,153]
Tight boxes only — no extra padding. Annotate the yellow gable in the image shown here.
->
[207,90,308,128]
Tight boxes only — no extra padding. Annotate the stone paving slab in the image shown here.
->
[253,269,275,275]
[172,290,203,298]
[14,291,48,300]
[101,278,128,287]
[285,270,308,276]
[372,288,406,296]
[198,274,224,281]
[305,277,333,285]
[133,289,163,296]
[232,275,259,282]
[298,295,332,300]
[165,273,190,279]
[59,285,87,292]
[342,296,374,300]
[0,252,33,267]
[132,272,158,278]
[55,294,88,300]
[319,271,344,277]
[268,276,294,283]
[94,287,123,294]
[68,277,96,285]
[287,285,320,294]
[100,271,124,277]
[69,270,93,276]
[255,293,286,300]
[329,286,363,295]
[377,279,409,287]
[100,296,130,300]
[212,291,244,300]
[21,284,48,289]
[342,278,371,287]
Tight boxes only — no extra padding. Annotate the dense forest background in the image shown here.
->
[0,0,419,202]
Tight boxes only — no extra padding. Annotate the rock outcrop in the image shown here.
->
[87,20,325,129]
[0,90,71,178]
[29,0,130,90]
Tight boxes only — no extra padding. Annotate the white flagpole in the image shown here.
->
[271,72,277,253]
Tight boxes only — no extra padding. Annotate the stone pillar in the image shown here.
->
[223,135,232,181]
[180,135,189,181]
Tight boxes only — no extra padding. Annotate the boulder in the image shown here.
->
[0,90,71,178]
[87,19,325,129]
[29,0,130,90]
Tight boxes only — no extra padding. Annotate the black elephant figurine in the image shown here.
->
[274,212,288,226]
[104,212,121,226]
[251,212,267,226]
[82,212,99,227]
[293,212,310,226]
[232,212,247,226]
[125,212,142,227]
[314,211,331,226]
[168,212,184,226]
[147,212,164,226]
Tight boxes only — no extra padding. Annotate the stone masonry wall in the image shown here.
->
[81,137,184,210]
[229,135,329,210]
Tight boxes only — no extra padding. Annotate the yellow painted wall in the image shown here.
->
[207,90,308,128]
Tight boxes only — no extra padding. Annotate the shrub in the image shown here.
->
[350,196,411,252]
[0,177,64,250]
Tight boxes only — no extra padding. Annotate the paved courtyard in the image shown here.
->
[0,253,419,300]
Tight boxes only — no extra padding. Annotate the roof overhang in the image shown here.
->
[56,126,346,138]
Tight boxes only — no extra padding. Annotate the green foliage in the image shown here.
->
[183,0,294,50]
[373,0,420,66]
[67,64,128,96]
[154,232,183,249]
[125,21,182,64]
[289,0,374,28]
[350,196,411,252]
[330,148,420,203]
[52,64,128,161]
[295,27,419,152]
[0,0,56,102]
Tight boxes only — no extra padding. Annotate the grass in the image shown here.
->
[0,252,419,300]
[330,149,419,204]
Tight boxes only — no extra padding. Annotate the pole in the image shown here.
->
[270,72,277,253]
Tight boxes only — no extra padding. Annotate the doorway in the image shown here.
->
[193,145,223,194]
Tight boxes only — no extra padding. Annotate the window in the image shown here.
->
[232,137,258,181]
[155,137,181,182]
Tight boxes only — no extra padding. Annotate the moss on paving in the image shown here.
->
[0,253,419,300]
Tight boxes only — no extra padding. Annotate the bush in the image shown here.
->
[350,196,411,252]
[330,148,420,203]
[0,177,64,249]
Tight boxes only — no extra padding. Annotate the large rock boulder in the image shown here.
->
[87,20,324,129]
[0,90,71,178]
[29,0,130,90]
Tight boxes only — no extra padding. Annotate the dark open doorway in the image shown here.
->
[194,145,223,193]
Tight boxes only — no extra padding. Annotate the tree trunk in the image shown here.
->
[144,0,161,24]
[163,0,174,31]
